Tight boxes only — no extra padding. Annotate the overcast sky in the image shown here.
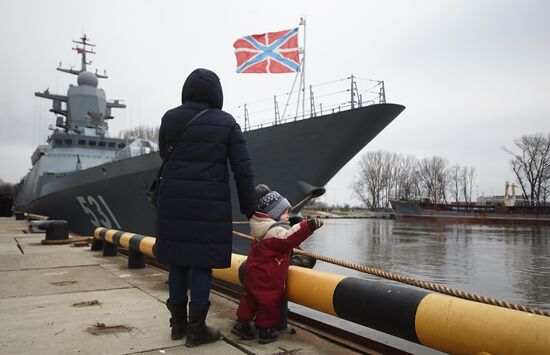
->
[1,0,549,205]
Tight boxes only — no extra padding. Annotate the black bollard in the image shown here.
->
[102,241,117,256]
[90,238,103,251]
[128,248,146,269]
[44,220,69,241]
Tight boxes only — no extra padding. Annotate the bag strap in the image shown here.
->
[166,108,210,158]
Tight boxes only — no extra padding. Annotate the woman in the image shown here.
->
[155,68,257,347]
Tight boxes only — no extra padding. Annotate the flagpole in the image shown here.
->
[281,20,306,121]
[300,16,306,119]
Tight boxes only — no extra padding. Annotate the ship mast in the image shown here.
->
[300,16,306,119]
[34,34,124,133]
[57,34,108,78]
[282,17,307,121]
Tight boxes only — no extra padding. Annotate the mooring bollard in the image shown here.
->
[44,220,69,241]
[30,220,70,244]
[93,228,148,269]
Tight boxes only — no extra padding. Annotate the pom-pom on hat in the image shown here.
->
[256,184,292,221]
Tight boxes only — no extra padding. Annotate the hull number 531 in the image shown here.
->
[76,195,121,230]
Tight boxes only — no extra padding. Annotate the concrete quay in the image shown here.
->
[0,217,366,355]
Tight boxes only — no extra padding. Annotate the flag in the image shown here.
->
[233,28,300,74]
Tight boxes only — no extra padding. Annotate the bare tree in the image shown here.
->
[382,152,399,207]
[354,152,475,207]
[417,156,449,202]
[119,125,160,143]
[387,153,419,200]
[352,151,388,208]
[503,133,550,206]
[445,164,476,203]
[0,182,12,195]
[448,164,461,202]
[460,166,476,202]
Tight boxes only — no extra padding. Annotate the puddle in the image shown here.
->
[73,241,89,247]
[43,271,69,276]
[50,280,78,286]
[72,300,102,307]
[86,322,133,335]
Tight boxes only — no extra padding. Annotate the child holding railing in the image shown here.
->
[232,184,323,344]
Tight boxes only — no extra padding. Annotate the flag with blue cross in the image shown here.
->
[233,28,301,74]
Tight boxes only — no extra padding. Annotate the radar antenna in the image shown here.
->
[57,34,108,78]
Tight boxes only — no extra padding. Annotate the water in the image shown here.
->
[290,218,550,353]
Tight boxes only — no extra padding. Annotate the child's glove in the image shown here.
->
[307,218,323,231]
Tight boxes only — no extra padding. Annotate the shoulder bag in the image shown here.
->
[149,109,210,207]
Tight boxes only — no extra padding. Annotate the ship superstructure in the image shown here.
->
[16,35,156,208]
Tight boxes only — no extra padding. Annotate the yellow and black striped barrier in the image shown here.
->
[93,227,550,354]
[93,227,155,268]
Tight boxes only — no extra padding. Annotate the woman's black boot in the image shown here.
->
[185,302,221,347]
[166,298,188,340]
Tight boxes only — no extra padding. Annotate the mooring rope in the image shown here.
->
[232,230,550,317]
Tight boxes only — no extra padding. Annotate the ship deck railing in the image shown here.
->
[227,75,387,132]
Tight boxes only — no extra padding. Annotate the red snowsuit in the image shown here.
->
[236,212,313,328]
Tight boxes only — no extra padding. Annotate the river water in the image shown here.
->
[290,218,550,353]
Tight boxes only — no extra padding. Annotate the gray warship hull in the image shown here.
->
[16,103,404,252]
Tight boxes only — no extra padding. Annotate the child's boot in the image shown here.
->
[258,327,278,344]
[231,319,255,340]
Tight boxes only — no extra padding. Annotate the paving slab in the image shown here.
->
[0,217,363,354]
[0,287,242,355]
[0,236,98,271]
[0,265,132,298]
[0,238,23,255]
[0,218,29,237]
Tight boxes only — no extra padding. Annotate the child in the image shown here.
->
[232,184,323,344]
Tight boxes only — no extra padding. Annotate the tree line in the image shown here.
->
[351,152,475,209]
[503,133,550,206]
[118,126,159,143]
[353,132,550,208]
[0,179,16,216]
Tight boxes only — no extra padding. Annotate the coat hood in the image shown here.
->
[250,212,276,240]
[181,68,224,109]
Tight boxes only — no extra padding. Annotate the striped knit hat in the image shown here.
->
[256,184,291,221]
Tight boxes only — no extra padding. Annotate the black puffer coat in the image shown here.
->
[154,68,257,268]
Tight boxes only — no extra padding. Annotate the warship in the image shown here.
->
[14,35,405,245]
